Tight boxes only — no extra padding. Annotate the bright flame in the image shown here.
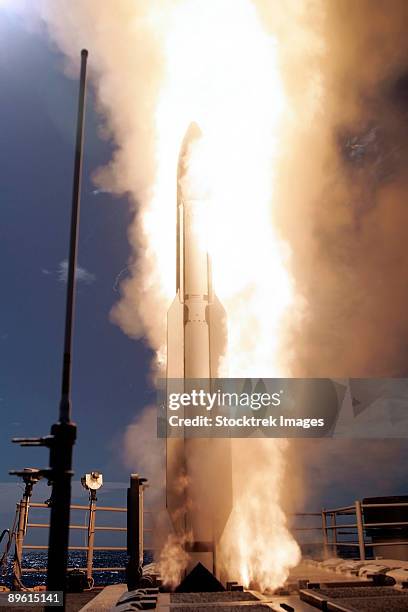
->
[149,0,300,590]
[219,438,301,591]
[148,0,293,376]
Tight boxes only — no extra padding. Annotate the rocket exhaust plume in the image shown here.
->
[36,0,329,591]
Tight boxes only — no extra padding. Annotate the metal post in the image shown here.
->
[47,48,88,594]
[139,484,144,568]
[127,474,140,591]
[12,470,39,590]
[355,500,366,561]
[332,511,338,554]
[86,491,97,583]
[321,509,329,559]
[126,474,147,590]
[13,501,27,589]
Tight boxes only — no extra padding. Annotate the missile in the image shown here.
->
[166,123,232,578]
[171,122,226,379]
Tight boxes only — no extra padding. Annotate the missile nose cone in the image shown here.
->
[184,121,202,145]
[179,122,202,167]
[177,121,205,200]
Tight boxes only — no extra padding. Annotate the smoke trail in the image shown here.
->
[273,0,408,378]
[271,0,408,515]
[121,406,165,499]
[36,0,324,372]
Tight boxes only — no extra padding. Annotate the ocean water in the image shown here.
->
[1,551,154,589]
[1,547,365,589]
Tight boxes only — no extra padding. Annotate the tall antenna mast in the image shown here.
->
[47,47,88,592]
[11,49,89,597]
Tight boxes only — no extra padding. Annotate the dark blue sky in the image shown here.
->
[0,9,154,521]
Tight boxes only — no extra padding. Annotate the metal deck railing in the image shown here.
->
[4,492,408,589]
[292,500,408,560]
[2,474,150,590]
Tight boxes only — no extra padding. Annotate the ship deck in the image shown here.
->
[6,559,408,611]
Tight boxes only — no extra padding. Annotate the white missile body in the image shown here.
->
[166,123,232,577]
